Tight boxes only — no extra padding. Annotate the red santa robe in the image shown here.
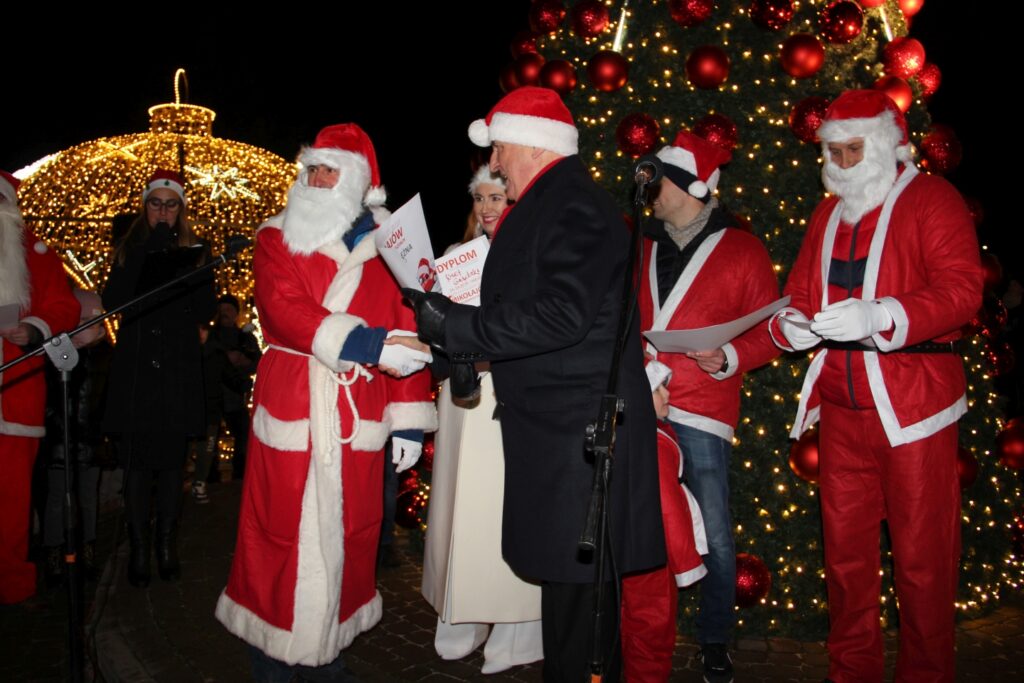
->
[0,228,78,603]
[215,221,436,666]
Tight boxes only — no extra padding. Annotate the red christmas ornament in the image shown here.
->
[571,0,610,38]
[540,59,578,95]
[899,0,925,18]
[997,418,1024,470]
[669,0,714,28]
[964,196,984,227]
[514,52,547,87]
[530,0,566,34]
[422,437,435,473]
[396,488,428,529]
[750,0,794,31]
[919,124,962,175]
[499,62,521,93]
[957,446,978,489]
[510,31,538,58]
[615,113,661,158]
[981,253,1004,294]
[789,96,831,144]
[735,553,772,608]
[873,75,913,113]
[986,341,1016,378]
[587,50,629,92]
[914,62,942,99]
[789,431,820,484]
[694,113,739,152]
[820,1,864,44]
[967,296,1008,339]
[860,0,886,6]
[686,45,730,89]
[883,37,926,78]
[780,33,825,79]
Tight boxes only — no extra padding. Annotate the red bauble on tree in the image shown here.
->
[750,0,794,31]
[540,59,578,95]
[616,113,661,157]
[820,1,864,44]
[899,0,925,18]
[571,0,610,38]
[915,62,942,99]
[997,418,1024,470]
[499,63,521,93]
[694,113,739,151]
[514,52,547,87]
[530,0,566,34]
[966,296,1008,339]
[510,31,538,58]
[860,0,886,6]
[789,430,820,484]
[421,437,435,473]
[986,342,1016,378]
[669,0,714,28]
[874,75,913,113]
[883,37,926,78]
[920,124,962,174]
[957,446,979,489]
[789,96,831,144]
[686,45,730,88]
[587,50,629,92]
[396,486,428,530]
[735,553,772,607]
[781,33,825,79]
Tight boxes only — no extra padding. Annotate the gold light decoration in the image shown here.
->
[16,69,297,324]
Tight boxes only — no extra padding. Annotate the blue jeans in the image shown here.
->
[249,646,360,683]
[671,421,735,645]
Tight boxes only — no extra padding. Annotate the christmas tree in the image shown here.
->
[501,0,1021,638]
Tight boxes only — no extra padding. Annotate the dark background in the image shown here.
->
[3,4,1009,268]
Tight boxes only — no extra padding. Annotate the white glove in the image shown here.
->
[378,330,432,377]
[391,436,422,473]
[645,359,673,391]
[777,311,821,351]
[811,298,893,342]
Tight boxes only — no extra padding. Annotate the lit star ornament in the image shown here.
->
[186,164,260,201]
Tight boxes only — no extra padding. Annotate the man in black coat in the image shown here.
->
[407,87,664,681]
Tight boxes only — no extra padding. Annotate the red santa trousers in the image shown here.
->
[819,401,959,683]
[0,435,40,603]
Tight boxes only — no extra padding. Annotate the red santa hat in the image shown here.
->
[655,130,732,201]
[143,169,186,202]
[0,170,21,204]
[468,86,578,156]
[818,89,912,162]
[298,123,386,207]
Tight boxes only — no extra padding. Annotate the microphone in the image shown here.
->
[224,235,253,259]
[634,154,663,186]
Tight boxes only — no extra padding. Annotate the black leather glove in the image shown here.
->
[450,361,482,402]
[402,288,452,350]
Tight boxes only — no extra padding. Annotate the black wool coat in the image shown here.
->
[445,156,665,583]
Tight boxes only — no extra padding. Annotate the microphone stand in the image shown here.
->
[0,239,249,683]
[578,174,655,681]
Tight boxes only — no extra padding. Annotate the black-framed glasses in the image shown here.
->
[146,197,182,211]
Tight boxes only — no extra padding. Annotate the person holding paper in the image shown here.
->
[422,167,543,674]
[636,130,780,682]
[769,90,982,681]
[0,170,78,604]
[405,87,664,681]
[215,123,436,680]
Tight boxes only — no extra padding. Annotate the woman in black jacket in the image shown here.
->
[102,170,214,586]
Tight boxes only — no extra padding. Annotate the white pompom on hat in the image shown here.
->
[818,89,913,163]
[299,123,387,207]
[468,86,579,156]
[655,130,733,201]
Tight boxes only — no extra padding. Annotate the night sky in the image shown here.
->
[4,4,1009,269]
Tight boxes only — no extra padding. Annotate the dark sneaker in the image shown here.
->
[699,643,734,683]
[191,481,209,504]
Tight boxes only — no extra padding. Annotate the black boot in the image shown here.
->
[127,525,150,587]
[156,522,180,581]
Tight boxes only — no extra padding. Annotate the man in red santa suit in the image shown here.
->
[629,130,780,682]
[770,90,983,682]
[215,124,437,680]
[0,170,78,604]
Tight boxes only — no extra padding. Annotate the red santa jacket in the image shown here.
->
[770,166,983,446]
[640,223,780,441]
[1,229,78,437]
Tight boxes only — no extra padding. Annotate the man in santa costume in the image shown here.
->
[770,90,983,682]
[0,170,78,604]
[215,124,436,679]
[630,130,780,682]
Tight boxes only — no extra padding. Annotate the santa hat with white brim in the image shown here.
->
[143,169,186,203]
[655,130,732,202]
[468,86,578,157]
[818,89,913,163]
[299,123,387,207]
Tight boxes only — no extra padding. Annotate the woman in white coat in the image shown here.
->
[421,167,543,674]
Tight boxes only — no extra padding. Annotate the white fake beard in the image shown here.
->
[822,138,899,224]
[280,157,368,255]
[0,204,30,310]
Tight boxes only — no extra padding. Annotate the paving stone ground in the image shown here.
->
[2,478,1023,682]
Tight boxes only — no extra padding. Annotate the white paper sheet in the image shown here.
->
[435,236,489,306]
[374,194,440,292]
[643,296,791,353]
